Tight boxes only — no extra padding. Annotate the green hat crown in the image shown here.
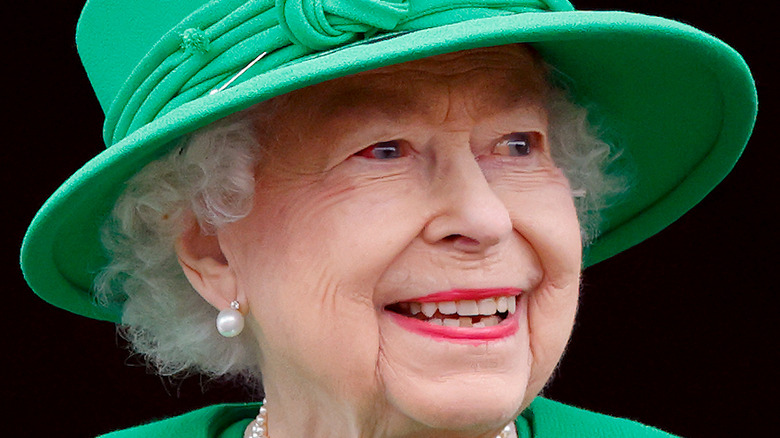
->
[83,0,574,148]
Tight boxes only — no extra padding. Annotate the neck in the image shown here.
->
[253,386,369,438]
[244,397,518,438]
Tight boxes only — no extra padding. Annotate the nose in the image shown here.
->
[422,149,513,253]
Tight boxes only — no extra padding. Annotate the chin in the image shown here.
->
[421,380,526,426]
[380,374,528,437]
[377,332,533,433]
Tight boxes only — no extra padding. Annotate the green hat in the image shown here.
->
[21,0,756,322]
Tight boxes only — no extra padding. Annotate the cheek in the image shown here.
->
[235,162,430,314]
[494,168,582,276]
[227,173,432,394]
[301,168,431,283]
[494,169,582,401]
[234,228,386,399]
[521,190,580,383]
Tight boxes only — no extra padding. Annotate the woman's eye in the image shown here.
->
[494,132,538,157]
[355,140,405,159]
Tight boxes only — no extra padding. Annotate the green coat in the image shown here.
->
[98,397,679,437]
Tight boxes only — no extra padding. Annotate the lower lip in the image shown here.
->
[386,302,520,344]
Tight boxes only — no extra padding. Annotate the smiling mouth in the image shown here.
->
[386,295,517,328]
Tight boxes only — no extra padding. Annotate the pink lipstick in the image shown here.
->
[385,288,522,343]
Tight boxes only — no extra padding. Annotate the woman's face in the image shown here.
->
[216,45,582,436]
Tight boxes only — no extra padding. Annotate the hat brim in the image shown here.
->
[21,11,756,322]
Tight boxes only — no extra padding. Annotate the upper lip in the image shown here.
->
[391,287,522,304]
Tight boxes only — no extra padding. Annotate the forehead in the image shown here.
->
[254,45,548,128]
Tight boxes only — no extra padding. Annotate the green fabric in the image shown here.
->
[21,0,756,322]
[96,397,678,437]
[97,403,257,438]
[522,398,678,437]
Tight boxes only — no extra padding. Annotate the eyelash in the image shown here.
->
[354,140,405,160]
[354,132,540,160]
[493,132,538,157]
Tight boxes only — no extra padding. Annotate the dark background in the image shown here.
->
[4,1,776,437]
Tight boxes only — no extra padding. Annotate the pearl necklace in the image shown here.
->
[247,400,268,438]
[247,399,517,438]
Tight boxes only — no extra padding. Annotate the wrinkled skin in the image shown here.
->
[177,45,582,438]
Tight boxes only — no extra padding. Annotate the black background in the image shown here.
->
[4,1,776,437]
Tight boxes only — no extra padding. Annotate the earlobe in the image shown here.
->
[175,219,239,312]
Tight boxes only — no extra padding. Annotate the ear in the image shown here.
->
[175,218,239,312]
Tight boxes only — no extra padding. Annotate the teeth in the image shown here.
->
[399,295,519,327]
[421,302,437,317]
[442,318,459,327]
[456,300,479,316]
[496,296,508,313]
[477,298,497,315]
[438,301,457,315]
[432,314,503,328]
[482,315,500,327]
[458,317,473,327]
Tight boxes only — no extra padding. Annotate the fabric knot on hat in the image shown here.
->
[105,0,575,147]
[276,0,410,51]
[180,28,211,55]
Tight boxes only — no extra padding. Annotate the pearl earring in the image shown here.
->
[216,300,244,337]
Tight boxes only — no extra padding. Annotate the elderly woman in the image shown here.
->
[21,0,756,437]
